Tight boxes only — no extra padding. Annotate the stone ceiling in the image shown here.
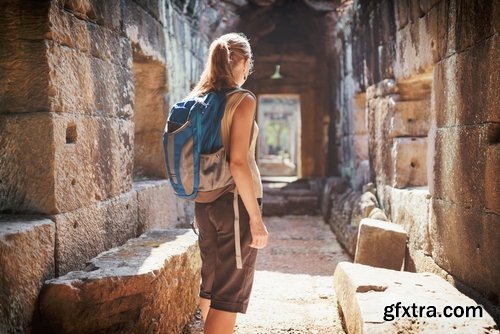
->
[225,0,348,12]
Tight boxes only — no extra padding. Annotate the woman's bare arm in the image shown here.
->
[229,93,268,249]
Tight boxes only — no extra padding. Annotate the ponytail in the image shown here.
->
[189,33,252,97]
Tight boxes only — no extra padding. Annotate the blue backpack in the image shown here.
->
[163,89,243,201]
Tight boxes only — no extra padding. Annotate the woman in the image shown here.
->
[189,33,269,334]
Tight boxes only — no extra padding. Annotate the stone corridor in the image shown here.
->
[1,0,499,333]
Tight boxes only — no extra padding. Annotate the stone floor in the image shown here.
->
[183,215,351,334]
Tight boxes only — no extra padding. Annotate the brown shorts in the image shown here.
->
[194,192,262,314]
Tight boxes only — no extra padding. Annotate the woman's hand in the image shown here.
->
[249,217,269,249]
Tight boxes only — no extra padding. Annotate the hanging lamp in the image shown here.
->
[270,64,283,79]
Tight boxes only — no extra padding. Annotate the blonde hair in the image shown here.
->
[189,33,253,97]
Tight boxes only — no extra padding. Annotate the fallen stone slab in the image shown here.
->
[333,262,499,334]
[354,218,407,270]
[0,216,55,334]
[36,229,200,334]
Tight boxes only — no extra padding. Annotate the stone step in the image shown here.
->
[333,262,499,334]
[262,180,321,217]
[36,229,200,334]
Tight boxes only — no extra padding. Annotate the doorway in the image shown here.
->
[257,94,301,177]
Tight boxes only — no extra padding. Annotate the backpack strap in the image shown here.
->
[233,187,243,269]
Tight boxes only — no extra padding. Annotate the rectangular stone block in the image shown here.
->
[435,35,500,128]
[53,113,134,213]
[354,218,407,271]
[0,40,50,113]
[333,262,498,334]
[0,112,134,215]
[391,137,428,188]
[389,100,431,138]
[433,123,498,208]
[134,180,179,235]
[446,0,499,55]
[47,40,134,118]
[37,229,200,334]
[0,113,56,213]
[387,186,432,255]
[0,216,55,333]
[123,0,166,64]
[367,94,394,199]
[54,0,122,32]
[0,1,51,41]
[53,190,138,276]
[394,8,437,80]
[47,6,132,68]
[430,199,500,302]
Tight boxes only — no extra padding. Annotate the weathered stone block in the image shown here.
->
[389,100,431,138]
[333,262,498,334]
[0,216,55,333]
[37,229,201,334]
[53,113,133,213]
[0,113,133,214]
[134,180,179,235]
[391,137,427,188]
[367,93,395,206]
[329,189,362,256]
[435,35,500,128]
[485,143,500,215]
[123,0,166,64]
[47,6,132,68]
[47,40,134,118]
[0,40,50,113]
[55,0,122,32]
[430,199,500,303]
[387,186,431,255]
[0,1,50,41]
[0,113,56,213]
[53,190,138,276]
[446,0,499,55]
[354,218,407,270]
[394,10,436,80]
[433,123,498,208]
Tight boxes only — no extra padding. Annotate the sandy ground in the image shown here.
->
[184,215,351,334]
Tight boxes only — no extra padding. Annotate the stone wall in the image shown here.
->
[0,0,244,332]
[328,0,500,319]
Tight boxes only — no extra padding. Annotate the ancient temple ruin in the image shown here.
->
[0,0,498,333]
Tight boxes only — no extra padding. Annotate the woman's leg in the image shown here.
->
[204,308,237,334]
[199,297,211,322]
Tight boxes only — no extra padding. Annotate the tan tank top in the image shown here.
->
[221,90,263,199]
